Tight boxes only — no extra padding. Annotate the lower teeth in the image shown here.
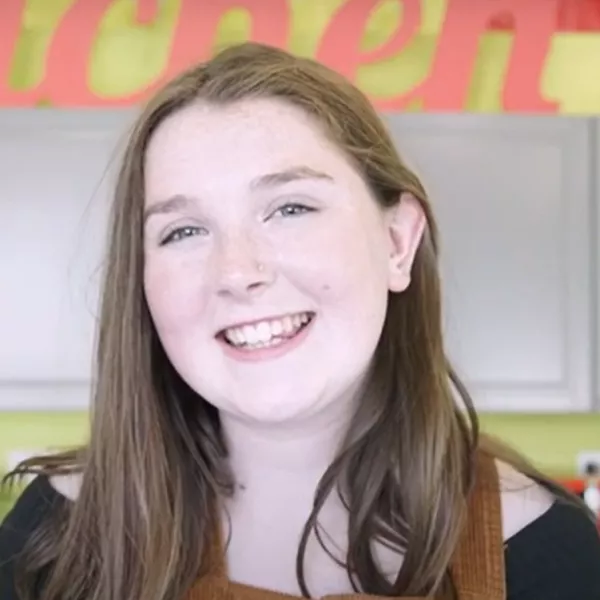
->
[243,337,286,350]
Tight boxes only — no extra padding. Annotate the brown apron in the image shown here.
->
[187,452,506,600]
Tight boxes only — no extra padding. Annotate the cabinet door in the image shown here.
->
[0,110,136,410]
[386,115,594,412]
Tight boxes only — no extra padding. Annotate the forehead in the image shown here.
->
[143,98,356,197]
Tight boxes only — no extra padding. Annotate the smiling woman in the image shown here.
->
[1,42,600,600]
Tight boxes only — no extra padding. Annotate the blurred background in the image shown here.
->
[1,0,600,520]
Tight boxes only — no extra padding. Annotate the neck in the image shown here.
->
[220,402,354,486]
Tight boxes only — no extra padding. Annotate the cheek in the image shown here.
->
[143,259,206,334]
[298,220,389,297]
[311,232,390,336]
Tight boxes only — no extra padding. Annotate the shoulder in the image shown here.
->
[0,476,65,598]
[48,472,82,501]
[496,459,554,541]
[0,475,63,549]
[496,460,600,599]
[504,503,600,599]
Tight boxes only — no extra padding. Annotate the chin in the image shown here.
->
[225,390,324,424]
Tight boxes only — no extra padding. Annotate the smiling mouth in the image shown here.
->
[219,312,315,350]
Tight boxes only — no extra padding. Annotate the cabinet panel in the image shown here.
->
[0,110,136,409]
[386,115,594,412]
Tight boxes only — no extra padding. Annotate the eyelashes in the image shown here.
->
[270,202,315,219]
[158,202,317,247]
[159,225,207,246]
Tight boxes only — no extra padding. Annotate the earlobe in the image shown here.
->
[387,193,427,292]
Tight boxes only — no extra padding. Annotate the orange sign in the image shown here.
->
[1,0,600,112]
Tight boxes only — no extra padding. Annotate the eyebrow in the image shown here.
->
[249,165,334,190]
[143,194,195,224]
[143,165,334,224]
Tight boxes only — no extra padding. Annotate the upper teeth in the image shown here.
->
[223,312,311,347]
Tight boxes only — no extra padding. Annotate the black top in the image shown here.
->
[1,476,600,599]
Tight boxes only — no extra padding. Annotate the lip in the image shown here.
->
[215,311,315,336]
[217,313,315,363]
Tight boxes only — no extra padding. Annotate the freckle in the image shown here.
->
[322,284,331,292]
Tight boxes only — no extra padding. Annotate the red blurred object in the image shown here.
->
[560,478,586,494]
[559,479,600,532]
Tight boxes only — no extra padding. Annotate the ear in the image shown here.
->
[386,193,427,292]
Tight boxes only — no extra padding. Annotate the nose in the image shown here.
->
[215,233,274,300]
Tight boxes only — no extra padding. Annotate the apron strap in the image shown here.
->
[450,451,507,600]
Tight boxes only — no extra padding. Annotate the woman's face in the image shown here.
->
[143,98,424,424]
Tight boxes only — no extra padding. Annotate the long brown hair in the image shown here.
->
[3,42,586,600]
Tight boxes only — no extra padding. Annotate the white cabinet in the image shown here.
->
[0,111,597,412]
[0,110,135,409]
[386,115,595,412]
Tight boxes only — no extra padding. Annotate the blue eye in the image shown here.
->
[272,203,314,218]
[160,225,205,246]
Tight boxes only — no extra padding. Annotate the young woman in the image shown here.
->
[1,42,599,600]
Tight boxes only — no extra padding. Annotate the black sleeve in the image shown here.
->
[505,501,600,600]
[0,476,64,600]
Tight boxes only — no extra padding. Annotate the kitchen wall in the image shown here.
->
[1,412,599,479]
[1,411,599,517]
[2,410,599,517]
